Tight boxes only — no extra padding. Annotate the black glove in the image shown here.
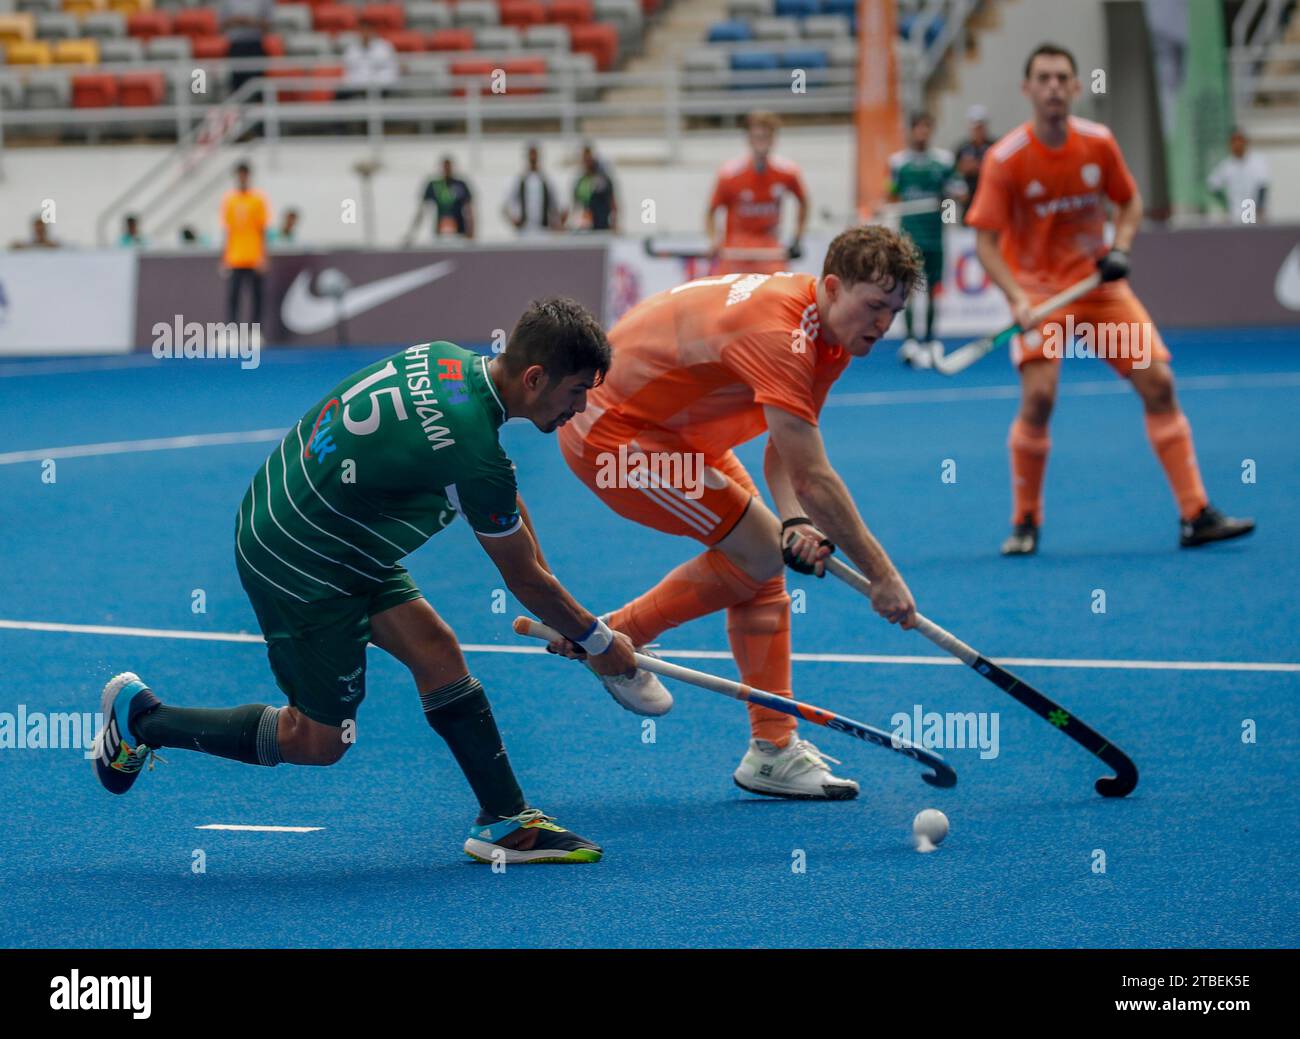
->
[1097,248,1130,283]
[781,516,834,576]
[786,240,804,261]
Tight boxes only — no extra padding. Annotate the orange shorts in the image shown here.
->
[1011,283,1171,375]
[558,422,755,547]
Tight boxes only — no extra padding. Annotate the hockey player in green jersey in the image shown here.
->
[91,298,670,865]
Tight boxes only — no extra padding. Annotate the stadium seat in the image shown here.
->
[548,0,593,26]
[781,45,828,86]
[501,1,545,30]
[453,1,498,29]
[827,39,855,67]
[552,48,596,97]
[501,54,546,93]
[569,22,616,70]
[107,0,149,14]
[117,69,165,105]
[728,0,771,19]
[262,33,286,57]
[98,36,143,61]
[382,29,425,52]
[62,0,106,16]
[522,23,569,53]
[72,71,117,106]
[729,49,779,88]
[16,0,61,13]
[360,4,404,32]
[36,13,79,40]
[405,1,452,33]
[271,5,312,35]
[427,28,473,51]
[191,34,230,58]
[801,14,849,40]
[81,12,127,39]
[312,4,358,32]
[25,68,71,106]
[774,0,817,16]
[449,56,493,96]
[682,46,727,91]
[285,30,330,56]
[7,39,53,64]
[144,34,190,60]
[171,9,217,38]
[126,12,170,39]
[707,21,751,43]
[53,38,99,63]
[820,0,855,16]
[595,0,643,35]
[474,25,521,51]
[753,16,798,42]
[0,14,37,45]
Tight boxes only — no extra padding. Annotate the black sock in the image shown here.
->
[133,703,282,766]
[422,675,525,822]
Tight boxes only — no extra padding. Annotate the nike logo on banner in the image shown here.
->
[1275,245,1300,310]
[281,260,456,334]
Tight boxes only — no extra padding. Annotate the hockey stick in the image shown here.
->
[825,557,1138,797]
[932,272,1103,376]
[513,616,956,789]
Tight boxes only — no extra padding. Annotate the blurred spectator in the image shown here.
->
[405,156,475,243]
[119,214,147,248]
[179,226,210,247]
[342,27,399,93]
[220,0,272,98]
[268,208,299,245]
[10,215,60,250]
[1207,128,1270,223]
[503,143,561,234]
[568,143,618,231]
[220,162,270,326]
[706,110,808,275]
[954,104,992,218]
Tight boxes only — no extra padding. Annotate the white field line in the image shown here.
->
[0,429,287,466]
[1,618,1296,674]
[195,824,324,833]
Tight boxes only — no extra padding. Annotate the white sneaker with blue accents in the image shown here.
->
[733,734,860,800]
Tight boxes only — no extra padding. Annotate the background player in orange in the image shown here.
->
[220,161,270,328]
[706,110,809,276]
[966,43,1254,555]
[557,227,924,799]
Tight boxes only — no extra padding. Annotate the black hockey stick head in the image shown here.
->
[1093,749,1139,798]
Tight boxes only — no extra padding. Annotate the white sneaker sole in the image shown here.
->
[463,838,601,864]
[732,771,860,801]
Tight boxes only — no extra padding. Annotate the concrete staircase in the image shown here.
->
[582,0,731,136]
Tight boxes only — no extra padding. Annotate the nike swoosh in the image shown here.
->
[281,260,456,335]
[1274,244,1300,311]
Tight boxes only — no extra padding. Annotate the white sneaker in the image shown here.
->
[586,616,673,716]
[898,337,923,366]
[733,734,859,800]
[922,339,943,367]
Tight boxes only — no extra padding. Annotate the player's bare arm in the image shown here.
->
[975,228,1034,329]
[763,404,917,628]
[515,493,550,573]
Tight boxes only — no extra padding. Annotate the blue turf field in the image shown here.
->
[1,329,1297,948]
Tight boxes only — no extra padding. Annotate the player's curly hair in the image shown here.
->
[504,297,611,385]
[822,225,926,297]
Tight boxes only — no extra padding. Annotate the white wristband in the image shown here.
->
[576,618,614,656]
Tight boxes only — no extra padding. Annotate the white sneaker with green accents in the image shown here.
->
[733,735,860,800]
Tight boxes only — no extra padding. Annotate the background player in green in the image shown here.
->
[888,112,967,369]
[92,299,671,865]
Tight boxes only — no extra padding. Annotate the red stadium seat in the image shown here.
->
[428,28,474,52]
[72,73,118,108]
[502,56,546,95]
[548,0,593,26]
[191,35,231,59]
[381,30,425,53]
[360,4,404,32]
[172,10,218,38]
[126,12,171,40]
[500,1,546,29]
[569,22,617,70]
[312,4,358,32]
[118,70,166,106]
[268,66,313,102]
[449,57,494,96]
[262,33,285,57]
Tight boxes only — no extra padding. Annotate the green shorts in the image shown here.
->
[920,246,944,292]
[237,561,424,727]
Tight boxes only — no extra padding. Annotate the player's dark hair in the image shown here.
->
[823,225,926,297]
[910,111,933,129]
[504,297,611,385]
[235,161,251,176]
[1024,43,1077,78]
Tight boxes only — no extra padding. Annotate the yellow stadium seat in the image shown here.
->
[53,38,100,65]
[61,0,108,16]
[108,0,154,14]
[5,40,53,66]
[0,14,36,46]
